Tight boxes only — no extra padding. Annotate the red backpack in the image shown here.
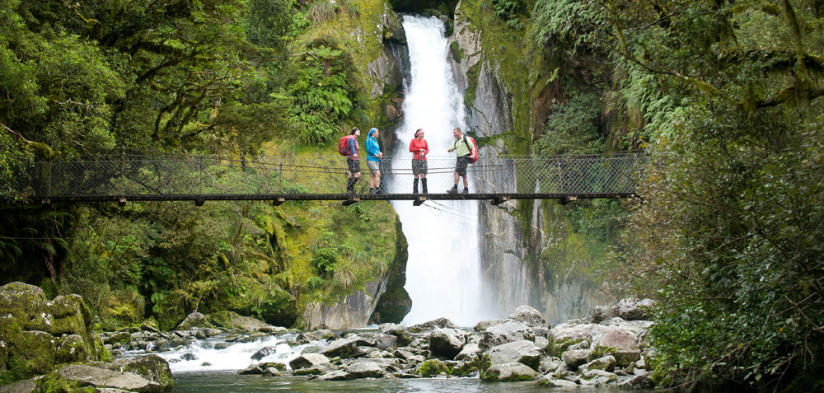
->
[338,135,351,156]
[464,136,479,163]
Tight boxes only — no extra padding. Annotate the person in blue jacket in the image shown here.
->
[365,128,383,194]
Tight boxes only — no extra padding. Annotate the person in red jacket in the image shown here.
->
[408,128,429,194]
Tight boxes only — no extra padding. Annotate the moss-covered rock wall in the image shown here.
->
[450,0,626,322]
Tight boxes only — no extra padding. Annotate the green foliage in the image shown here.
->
[310,247,338,276]
[531,0,610,55]
[490,0,523,29]
[609,1,824,391]
[535,92,604,155]
[287,41,358,144]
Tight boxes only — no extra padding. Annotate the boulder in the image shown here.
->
[251,346,278,361]
[591,305,614,323]
[508,305,547,327]
[612,298,655,321]
[428,328,466,359]
[345,360,386,379]
[17,331,57,375]
[487,340,541,370]
[0,282,46,324]
[293,365,327,376]
[56,364,161,393]
[207,311,269,332]
[580,355,616,372]
[95,354,173,390]
[592,327,641,366]
[480,321,531,348]
[474,319,506,332]
[289,353,330,370]
[314,370,350,381]
[538,357,564,373]
[373,333,397,350]
[561,349,591,370]
[416,359,449,377]
[581,369,619,386]
[176,312,211,330]
[455,342,481,361]
[381,325,413,347]
[550,322,607,347]
[0,378,37,393]
[55,334,91,363]
[481,363,538,382]
[48,294,91,336]
[408,318,456,332]
[538,375,579,388]
[618,374,655,389]
[321,338,359,358]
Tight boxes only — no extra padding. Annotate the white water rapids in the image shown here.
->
[389,16,492,326]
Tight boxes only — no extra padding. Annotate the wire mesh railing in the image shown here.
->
[10,153,647,201]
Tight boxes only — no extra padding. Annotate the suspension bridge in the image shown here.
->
[9,153,647,206]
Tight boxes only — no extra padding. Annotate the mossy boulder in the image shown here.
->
[417,359,449,377]
[55,334,91,364]
[0,340,8,373]
[0,282,108,383]
[0,282,47,325]
[48,295,92,336]
[176,312,212,330]
[207,311,268,331]
[16,331,57,375]
[94,355,173,390]
[481,362,538,382]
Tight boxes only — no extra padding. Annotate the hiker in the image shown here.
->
[447,127,470,194]
[409,128,429,194]
[366,128,383,194]
[345,127,361,194]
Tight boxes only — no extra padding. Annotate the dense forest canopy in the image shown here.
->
[1,0,823,391]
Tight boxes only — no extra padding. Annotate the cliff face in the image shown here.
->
[447,1,617,323]
[293,1,411,329]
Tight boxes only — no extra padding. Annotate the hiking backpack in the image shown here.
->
[338,135,351,156]
[464,136,479,164]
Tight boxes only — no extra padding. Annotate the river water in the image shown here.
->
[170,372,632,392]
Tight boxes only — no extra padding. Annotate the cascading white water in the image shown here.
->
[141,334,319,373]
[390,16,491,327]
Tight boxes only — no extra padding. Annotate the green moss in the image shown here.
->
[38,372,96,393]
[449,41,464,63]
[370,218,411,324]
[464,62,481,109]
[449,361,477,376]
[293,367,324,376]
[418,359,450,377]
[16,331,56,376]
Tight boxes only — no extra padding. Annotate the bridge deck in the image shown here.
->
[10,154,646,204]
[37,192,635,205]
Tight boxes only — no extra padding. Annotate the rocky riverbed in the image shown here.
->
[101,300,655,390]
[1,279,656,392]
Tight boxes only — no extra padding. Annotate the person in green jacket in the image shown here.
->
[447,127,470,194]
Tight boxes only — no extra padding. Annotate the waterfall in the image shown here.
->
[389,16,491,326]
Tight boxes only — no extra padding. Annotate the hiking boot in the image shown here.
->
[462,188,469,194]
[447,187,458,194]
